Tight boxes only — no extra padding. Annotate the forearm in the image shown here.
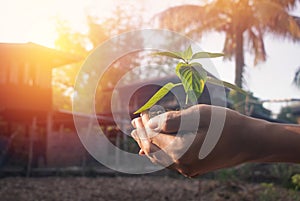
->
[134,105,300,177]
[246,119,300,164]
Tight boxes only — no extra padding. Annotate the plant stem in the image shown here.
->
[185,94,189,105]
[174,83,183,87]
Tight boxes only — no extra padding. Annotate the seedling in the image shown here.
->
[134,45,246,114]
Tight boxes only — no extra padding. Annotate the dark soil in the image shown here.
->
[0,176,299,201]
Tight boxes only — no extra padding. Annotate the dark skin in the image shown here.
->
[131,104,300,177]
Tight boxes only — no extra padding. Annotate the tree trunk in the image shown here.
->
[233,27,247,114]
[235,28,244,88]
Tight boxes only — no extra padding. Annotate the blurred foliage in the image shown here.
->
[53,5,144,112]
[228,90,271,116]
[52,5,184,113]
[292,174,300,190]
[259,183,281,201]
[270,163,298,188]
[214,168,238,182]
[277,105,298,123]
[201,163,300,193]
[259,182,300,201]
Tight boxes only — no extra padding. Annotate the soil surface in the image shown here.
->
[0,176,299,201]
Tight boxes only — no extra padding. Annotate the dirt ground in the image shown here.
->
[0,176,299,201]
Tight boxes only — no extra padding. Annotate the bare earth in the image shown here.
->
[0,176,299,201]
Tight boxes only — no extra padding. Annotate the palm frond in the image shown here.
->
[254,0,300,40]
[153,5,206,32]
[222,34,235,60]
[247,28,267,65]
[294,67,300,88]
[270,0,299,9]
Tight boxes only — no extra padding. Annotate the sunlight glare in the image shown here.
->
[0,0,91,48]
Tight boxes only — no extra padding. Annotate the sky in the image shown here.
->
[1,0,300,114]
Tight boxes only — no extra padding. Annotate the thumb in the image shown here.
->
[148,111,180,133]
[148,106,201,133]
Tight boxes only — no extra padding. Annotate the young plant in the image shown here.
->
[134,45,246,114]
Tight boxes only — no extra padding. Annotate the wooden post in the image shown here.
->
[81,117,93,175]
[26,116,37,177]
[115,132,120,169]
[45,112,52,167]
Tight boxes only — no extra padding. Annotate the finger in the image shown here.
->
[141,110,179,149]
[150,132,177,151]
[133,125,178,169]
[148,110,182,133]
[131,130,151,156]
[141,112,159,138]
[134,117,185,163]
[148,106,202,133]
[131,118,136,128]
[139,149,145,155]
[135,118,152,155]
[140,111,150,123]
[132,127,151,155]
[134,118,173,159]
[131,129,142,149]
[140,111,150,131]
[148,143,175,168]
[148,112,178,133]
[135,117,148,140]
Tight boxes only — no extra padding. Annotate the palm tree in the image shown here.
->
[154,0,300,88]
[294,67,300,88]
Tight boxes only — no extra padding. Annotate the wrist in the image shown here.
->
[243,119,300,164]
[258,123,300,163]
[238,115,270,163]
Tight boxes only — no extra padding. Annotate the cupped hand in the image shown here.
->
[131,104,256,177]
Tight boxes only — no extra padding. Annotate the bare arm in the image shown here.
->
[131,105,300,177]
[250,121,300,164]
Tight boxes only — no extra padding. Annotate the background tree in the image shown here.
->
[53,6,144,112]
[155,0,300,88]
[294,67,300,88]
[277,105,297,123]
[52,4,191,113]
[52,19,90,111]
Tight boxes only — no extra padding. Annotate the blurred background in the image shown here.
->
[0,0,300,200]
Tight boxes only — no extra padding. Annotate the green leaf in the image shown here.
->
[175,62,187,77]
[206,76,247,95]
[181,45,193,61]
[133,82,177,114]
[176,63,207,103]
[190,62,203,68]
[152,51,184,60]
[191,52,224,60]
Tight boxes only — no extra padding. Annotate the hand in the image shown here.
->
[131,105,256,177]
